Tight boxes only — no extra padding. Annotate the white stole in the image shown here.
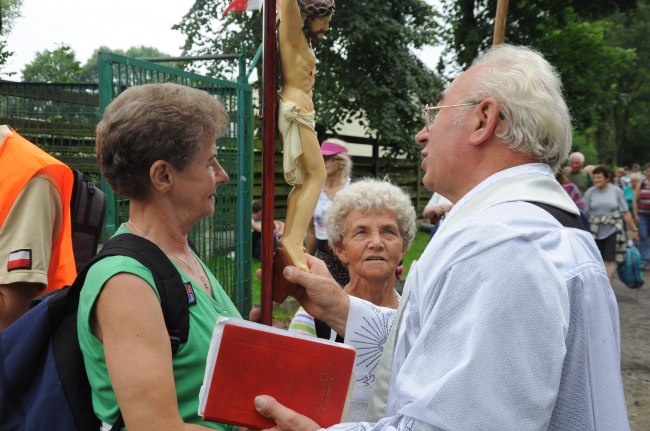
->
[365,170,578,421]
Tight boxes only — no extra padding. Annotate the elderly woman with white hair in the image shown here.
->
[289,178,416,420]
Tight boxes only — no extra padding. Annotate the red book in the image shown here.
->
[198,318,356,429]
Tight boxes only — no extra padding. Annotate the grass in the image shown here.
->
[402,230,431,278]
[250,229,431,317]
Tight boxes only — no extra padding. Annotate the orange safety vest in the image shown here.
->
[0,131,76,292]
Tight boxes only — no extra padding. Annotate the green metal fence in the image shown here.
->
[98,53,254,314]
[0,82,101,180]
[0,54,254,315]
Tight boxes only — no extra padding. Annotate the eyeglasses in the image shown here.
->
[423,102,480,131]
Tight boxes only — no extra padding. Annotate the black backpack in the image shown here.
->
[70,169,106,272]
[0,233,191,431]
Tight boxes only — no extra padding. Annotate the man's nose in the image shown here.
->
[415,127,428,147]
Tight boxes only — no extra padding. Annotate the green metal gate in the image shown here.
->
[97,52,253,315]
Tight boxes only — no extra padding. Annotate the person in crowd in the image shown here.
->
[635,163,650,269]
[628,173,641,213]
[556,170,586,210]
[556,170,589,229]
[584,165,639,280]
[78,83,241,430]
[251,199,285,260]
[290,178,415,420]
[251,44,629,430]
[308,138,353,286]
[422,192,453,239]
[615,167,630,189]
[0,126,76,331]
[566,151,593,194]
[626,162,645,183]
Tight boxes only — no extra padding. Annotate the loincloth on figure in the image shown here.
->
[277,97,316,186]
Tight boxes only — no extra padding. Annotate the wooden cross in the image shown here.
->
[493,0,510,45]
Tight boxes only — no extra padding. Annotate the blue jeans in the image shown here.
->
[639,213,650,265]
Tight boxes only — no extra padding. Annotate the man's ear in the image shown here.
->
[149,160,174,193]
[333,243,349,265]
[468,98,501,146]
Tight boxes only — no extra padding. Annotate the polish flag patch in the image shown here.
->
[8,249,32,271]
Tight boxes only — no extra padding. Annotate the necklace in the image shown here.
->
[127,219,149,240]
[127,219,211,294]
[169,253,211,294]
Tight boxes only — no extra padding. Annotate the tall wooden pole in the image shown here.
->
[492,0,509,45]
[261,0,277,326]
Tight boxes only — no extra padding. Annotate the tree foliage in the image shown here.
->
[78,45,174,83]
[0,0,23,74]
[174,0,443,155]
[21,45,173,83]
[21,44,82,83]
[605,0,650,165]
[440,0,636,69]
[0,0,22,34]
[438,0,648,166]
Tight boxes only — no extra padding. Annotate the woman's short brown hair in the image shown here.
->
[96,83,229,199]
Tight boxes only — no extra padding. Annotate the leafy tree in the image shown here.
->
[0,0,22,34]
[539,10,636,165]
[0,0,23,74]
[438,0,640,164]
[0,39,11,71]
[21,44,82,83]
[606,0,650,165]
[21,44,174,83]
[78,45,174,83]
[439,0,636,69]
[174,0,443,156]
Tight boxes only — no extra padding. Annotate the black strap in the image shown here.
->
[314,318,344,343]
[527,201,588,231]
[98,234,190,351]
[50,233,190,431]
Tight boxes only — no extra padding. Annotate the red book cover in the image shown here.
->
[198,318,356,429]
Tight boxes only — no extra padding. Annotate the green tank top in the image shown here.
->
[77,226,241,430]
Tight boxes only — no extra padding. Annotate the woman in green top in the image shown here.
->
[78,83,240,430]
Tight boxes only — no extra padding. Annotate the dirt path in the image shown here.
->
[613,277,650,430]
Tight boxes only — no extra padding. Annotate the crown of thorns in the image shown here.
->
[298,0,335,18]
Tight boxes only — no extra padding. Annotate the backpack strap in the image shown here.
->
[97,234,190,351]
[314,318,344,343]
[527,201,588,231]
[50,233,190,431]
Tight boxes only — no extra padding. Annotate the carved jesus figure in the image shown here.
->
[276,0,334,275]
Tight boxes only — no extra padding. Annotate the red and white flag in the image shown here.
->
[223,0,262,15]
[7,249,32,271]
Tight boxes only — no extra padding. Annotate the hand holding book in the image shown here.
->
[198,318,355,429]
[251,395,321,431]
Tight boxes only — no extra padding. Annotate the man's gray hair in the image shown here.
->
[325,178,416,250]
[569,151,585,164]
[469,44,572,172]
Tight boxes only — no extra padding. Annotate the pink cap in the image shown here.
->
[320,140,348,156]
